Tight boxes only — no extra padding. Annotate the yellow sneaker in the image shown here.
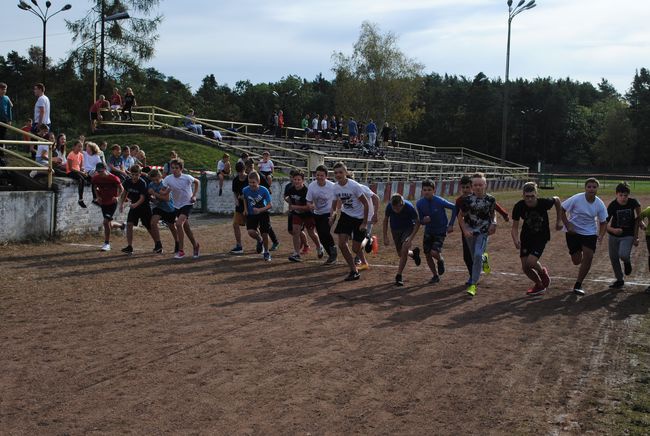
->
[357,262,370,271]
[467,284,477,296]
[482,253,491,274]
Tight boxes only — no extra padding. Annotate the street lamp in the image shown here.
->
[93,12,130,102]
[17,0,72,79]
[500,0,536,164]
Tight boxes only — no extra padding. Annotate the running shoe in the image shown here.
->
[174,241,180,254]
[344,271,361,281]
[193,243,200,259]
[219,188,223,196]
[466,284,477,296]
[395,274,404,286]
[482,253,491,274]
[437,258,446,276]
[270,242,280,251]
[357,262,370,271]
[412,247,421,266]
[609,280,625,289]
[645,286,650,294]
[263,252,272,262]
[288,253,302,262]
[429,275,440,284]
[324,253,337,265]
[256,239,263,254]
[121,245,133,255]
[153,244,163,254]
[624,261,632,276]
[229,245,244,255]
[78,200,87,208]
[301,244,310,255]
[317,245,325,259]
[526,283,546,296]
[100,243,111,251]
[174,250,185,259]
[540,267,551,289]
[573,283,585,296]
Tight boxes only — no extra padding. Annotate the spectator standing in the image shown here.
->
[301,113,310,137]
[321,114,329,139]
[348,117,358,143]
[89,95,109,133]
[20,118,32,141]
[381,122,391,147]
[366,119,377,146]
[121,87,137,121]
[32,83,51,133]
[0,82,13,144]
[391,124,398,145]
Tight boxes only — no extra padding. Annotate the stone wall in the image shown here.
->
[0,191,54,242]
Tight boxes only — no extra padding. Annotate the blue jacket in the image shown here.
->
[416,195,457,235]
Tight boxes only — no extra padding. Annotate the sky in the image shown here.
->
[2,0,650,94]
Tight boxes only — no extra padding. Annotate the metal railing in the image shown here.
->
[0,121,54,188]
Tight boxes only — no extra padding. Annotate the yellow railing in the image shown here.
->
[0,121,54,188]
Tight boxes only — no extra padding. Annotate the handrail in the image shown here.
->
[0,121,53,188]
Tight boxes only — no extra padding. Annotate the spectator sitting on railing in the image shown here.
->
[83,142,103,179]
[66,139,93,208]
[89,95,110,133]
[122,87,137,121]
[110,88,122,120]
[184,109,203,135]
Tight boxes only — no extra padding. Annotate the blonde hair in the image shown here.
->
[86,142,101,155]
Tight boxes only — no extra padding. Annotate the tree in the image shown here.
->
[66,0,163,95]
[592,100,636,169]
[332,22,424,128]
[626,68,650,164]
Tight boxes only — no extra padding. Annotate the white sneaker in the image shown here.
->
[100,243,111,251]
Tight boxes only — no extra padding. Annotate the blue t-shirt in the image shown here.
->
[123,156,135,171]
[149,181,175,213]
[0,95,12,122]
[366,122,377,133]
[416,196,458,235]
[385,201,418,231]
[242,185,272,214]
[108,154,124,170]
[348,120,358,135]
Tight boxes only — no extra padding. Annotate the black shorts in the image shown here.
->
[520,239,547,259]
[566,233,597,255]
[175,204,193,218]
[391,228,413,251]
[334,212,366,243]
[152,207,176,225]
[90,112,99,120]
[100,203,117,220]
[260,170,272,177]
[423,233,446,254]
[246,212,271,233]
[127,205,152,229]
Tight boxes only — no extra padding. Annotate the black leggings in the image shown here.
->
[315,213,335,249]
[67,170,93,200]
[462,234,473,274]
[121,105,133,120]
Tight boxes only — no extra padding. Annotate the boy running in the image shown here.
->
[306,165,338,265]
[92,162,123,251]
[560,178,608,296]
[148,169,179,254]
[285,169,323,262]
[230,161,248,255]
[606,182,641,289]
[163,159,200,259]
[458,173,497,296]
[511,182,562,296]
[242,171,273,261]
[330,162,370,281]
[383,194,422,286]
[119,165,153,254]
[416,179,457,284]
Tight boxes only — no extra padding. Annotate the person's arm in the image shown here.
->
[191,178,199,202]
[37,105,45,124]
[255,190,273,214]
[371,194,379,224]
[553,197,563,230]
[115,183,124,204]
[66,155,75,172]
[511,219,520,249]
[358,194,370,230]
[495,202,509,222]
[443,198,458,231]
[157,186,171,202]
[598,221,607,243]
[328,198,340,225]
[94,181,101,202]
[488,207,497,235]
[119,185,128,212]
[242,194,249,216]
[131,193,146,209]
[382,212,390,247]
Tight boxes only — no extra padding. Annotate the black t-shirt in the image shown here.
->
[607,198,640,237]
[512,197,555,242]
[285,184,311,215]
[122,177,149,206]
[232,175,249,213]
[124,94,135,108]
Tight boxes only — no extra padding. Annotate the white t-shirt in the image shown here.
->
[34,95,51,125]
[259,159,274,172]
[333,178,368,220]
[163,173,196,208]
[312,118,319,130]
[217,160,228,172]
[360,183,375,219]
[36,144,49,165]
[562,193,608,236]
[306,180,335,215]
[321,119,328,130]
[83,152,102,173]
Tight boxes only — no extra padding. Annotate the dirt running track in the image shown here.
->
[1,207,649,435]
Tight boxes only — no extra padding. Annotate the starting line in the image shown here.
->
[65,243,650,289]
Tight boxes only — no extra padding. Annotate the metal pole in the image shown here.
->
[42,19,47,78]
[93,24,97,103]
[99,0,106,92]
[500,17,512,164]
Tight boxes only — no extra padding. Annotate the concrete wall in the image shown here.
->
[0,191,54,242]
[204,174,290,214]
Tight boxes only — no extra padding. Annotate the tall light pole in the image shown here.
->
[93,11,130,102]
[500,0,536,164]
[17,1,72,80]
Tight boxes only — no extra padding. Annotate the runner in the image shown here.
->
[119,165,153,254]
[285,169,322,262]
[229,161,248,255]
[148,169,179,254]
[306,164,338,265]
[510,182,562,296]
[92,162,123,251]
[163,159,200,259]
[383,193,421,286]
[560,178,608,296]
[242,171,273,261]
[606,182,641,289]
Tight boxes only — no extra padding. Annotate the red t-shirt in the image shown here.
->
[89,99,109,113]
[92,173,122,205]
[110,93,122,106]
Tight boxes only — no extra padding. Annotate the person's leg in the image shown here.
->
[183,219,197,249]
[307,225,321,248]
[577,246,595,284]
[218,173,224,190]
[150,215,161,245]
[291,225,302,254]
[469,234,488,285]
[397,238,411,276]
[567,233,583,265]
[126,223,134,247]
[608,235,624,282]
[315,214,335,251]
[268,225,279,245]
[521,255,542,285]
[619,236,634,275]
[461,234,473,275]
[103,219,111,244]
[338,233,355,271]
[233,219,242,247]
[175,214,187,252]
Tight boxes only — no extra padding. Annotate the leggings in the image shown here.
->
[461,234,473,275]
[314,213,335,250]
[466,233,489,285]
[67,170,92,200]
[608,235,634,280]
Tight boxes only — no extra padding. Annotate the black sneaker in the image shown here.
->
[364,236,373,253]
[412,247,421,266]
[219,188,223,196]
[288,253,302,262]
[609,280,625,289]
[429,275,440,284]
[573,282,585,296]
[645,286,650,294]
[395,274,404,286]
[121,245,133,255]
[344,271,361,281]
[153,243,163,254]
[174,241,180,254]
[437,258,446,276]
[624,261,632,276]
[78,200,87,208]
